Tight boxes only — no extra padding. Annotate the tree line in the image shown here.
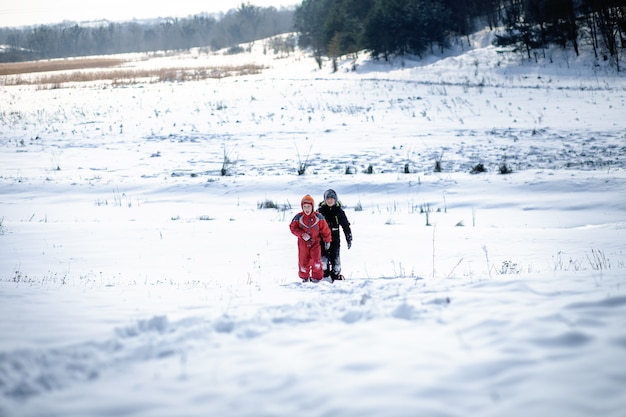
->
[2,0,624,70]
[294,0,626,70]
[0,4,294,62]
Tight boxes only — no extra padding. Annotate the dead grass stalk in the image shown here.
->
[1,58,266,87]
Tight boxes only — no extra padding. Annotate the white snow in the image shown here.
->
[1,31,626,417]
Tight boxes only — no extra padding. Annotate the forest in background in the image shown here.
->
[0,0,624,70]
[294,0,625,70]
[0,4,294,62]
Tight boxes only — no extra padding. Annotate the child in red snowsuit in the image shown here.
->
[290,194,332,282]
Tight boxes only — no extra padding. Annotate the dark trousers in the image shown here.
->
[321,240,341,279]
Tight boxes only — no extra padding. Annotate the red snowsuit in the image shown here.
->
[290,208,332,280]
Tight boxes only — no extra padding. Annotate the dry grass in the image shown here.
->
[0,57,128,76]
[1,57,266,87]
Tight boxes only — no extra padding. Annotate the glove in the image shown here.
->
[347,239,352,249]
[324,241,331,250]
[302,233,311,241]
[346,234,352,249]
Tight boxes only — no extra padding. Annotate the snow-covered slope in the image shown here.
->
[1,31,625,417]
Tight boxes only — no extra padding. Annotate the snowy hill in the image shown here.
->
[1,30,625,417]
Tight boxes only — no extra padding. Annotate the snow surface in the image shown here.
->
[1,31,626,417]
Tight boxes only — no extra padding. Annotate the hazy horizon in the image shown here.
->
[0,0,298,28]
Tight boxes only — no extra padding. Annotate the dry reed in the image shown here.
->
[1,58,266,87]
[0,57,127,76]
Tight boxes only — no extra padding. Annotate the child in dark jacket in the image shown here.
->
[318,189,352,281]
[289,194,332,283]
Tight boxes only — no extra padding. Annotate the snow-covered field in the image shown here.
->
[1,32,625,417]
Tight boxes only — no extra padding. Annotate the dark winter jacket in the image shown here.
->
[318,202,352,245]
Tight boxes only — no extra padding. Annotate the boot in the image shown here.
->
[331,272,344,282]
[330,272,344,282]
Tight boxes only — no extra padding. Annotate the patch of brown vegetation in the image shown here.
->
[0,57,127,76]
[1,58,266,87]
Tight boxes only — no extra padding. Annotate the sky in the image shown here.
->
[0,0,299,28]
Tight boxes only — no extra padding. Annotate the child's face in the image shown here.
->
[302,203,313,214]
[325,197,335,205]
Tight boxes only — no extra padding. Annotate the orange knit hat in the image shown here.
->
[301,194,314,208]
